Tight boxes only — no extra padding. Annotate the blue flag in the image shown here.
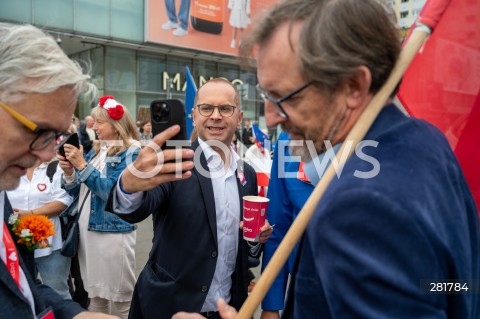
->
[251,124,270,152]
[185,66,197,139]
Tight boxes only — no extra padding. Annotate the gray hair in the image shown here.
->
[242,0,400,96]
[0,23,96,103]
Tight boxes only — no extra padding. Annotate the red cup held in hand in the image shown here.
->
[242,196,269,242]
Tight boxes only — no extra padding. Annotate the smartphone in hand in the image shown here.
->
[150,99,189,149]
[58,133,80,157]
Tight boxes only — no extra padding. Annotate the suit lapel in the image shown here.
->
[2,195,33,303]
[192,140,218,244]
[0,259,27,301]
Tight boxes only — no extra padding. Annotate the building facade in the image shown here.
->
[0,0,427,137]
[389,0,426,38]
[0,0,267,129]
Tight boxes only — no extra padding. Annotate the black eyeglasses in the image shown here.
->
[256,81,313,119]
[197,104,237,117]
[0,101,64,151]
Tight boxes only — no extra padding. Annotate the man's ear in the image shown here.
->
[192,107,196,127]
[346,66,372,110]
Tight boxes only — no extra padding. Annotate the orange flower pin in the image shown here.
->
[9,213,55,251]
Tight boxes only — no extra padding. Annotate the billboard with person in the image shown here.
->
[146,0,277,56]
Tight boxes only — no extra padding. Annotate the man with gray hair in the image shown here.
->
[0,22,118,319]
[174,0,480,318]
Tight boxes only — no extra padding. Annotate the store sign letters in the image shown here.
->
[162,72,243,92]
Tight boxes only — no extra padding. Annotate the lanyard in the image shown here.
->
[3,223,20,288]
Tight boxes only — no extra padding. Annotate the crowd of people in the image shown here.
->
[0,23,272,318]
[1,0,479,319]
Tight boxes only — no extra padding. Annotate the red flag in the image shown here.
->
[398,0,480,212]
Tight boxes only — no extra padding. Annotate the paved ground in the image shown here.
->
[113,217,263,318]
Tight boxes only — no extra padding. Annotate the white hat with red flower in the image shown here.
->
[98,95,124,120]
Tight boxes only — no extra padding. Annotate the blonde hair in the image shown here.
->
[90,104,140,156]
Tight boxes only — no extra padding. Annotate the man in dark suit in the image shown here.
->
[107,78,272,319]
[79,115,96,154]
[241,118,254,148]
[0,22,117,319]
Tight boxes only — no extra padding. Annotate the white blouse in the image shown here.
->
[6,162,73,258]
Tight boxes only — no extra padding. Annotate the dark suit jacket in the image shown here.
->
[78,123,93,154]
[107,140,259,319]
[283,104,480,318]
[242,127,254,147]
[1,195,84,319]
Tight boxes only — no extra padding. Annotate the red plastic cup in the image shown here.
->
[242,196,269,242]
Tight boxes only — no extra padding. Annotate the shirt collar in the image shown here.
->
[37,161,50,169]
[198,137,238,173]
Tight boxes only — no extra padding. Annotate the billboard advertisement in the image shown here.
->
[146,0,277,56]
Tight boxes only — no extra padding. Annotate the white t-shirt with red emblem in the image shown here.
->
[6,161,73,258]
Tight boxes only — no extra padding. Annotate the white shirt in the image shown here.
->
[0,192,36,315]
[198,138,240,312]
[7,162,73,258]
[86,127,96,141]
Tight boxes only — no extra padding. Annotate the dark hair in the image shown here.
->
[139,120,151,134]
[241,0,400,96]
[240,0,315,62]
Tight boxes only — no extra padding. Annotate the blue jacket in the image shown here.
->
[283,104,480,318]
[261,132,314,311]
[62,146,139,233]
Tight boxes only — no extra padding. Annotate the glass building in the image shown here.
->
[0,0,272,135]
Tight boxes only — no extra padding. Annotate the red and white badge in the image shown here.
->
[37,306,55,319]
[237,171,246,186]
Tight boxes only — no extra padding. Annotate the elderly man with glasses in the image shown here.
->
[0,23,123,319]
[105,78,273,319]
